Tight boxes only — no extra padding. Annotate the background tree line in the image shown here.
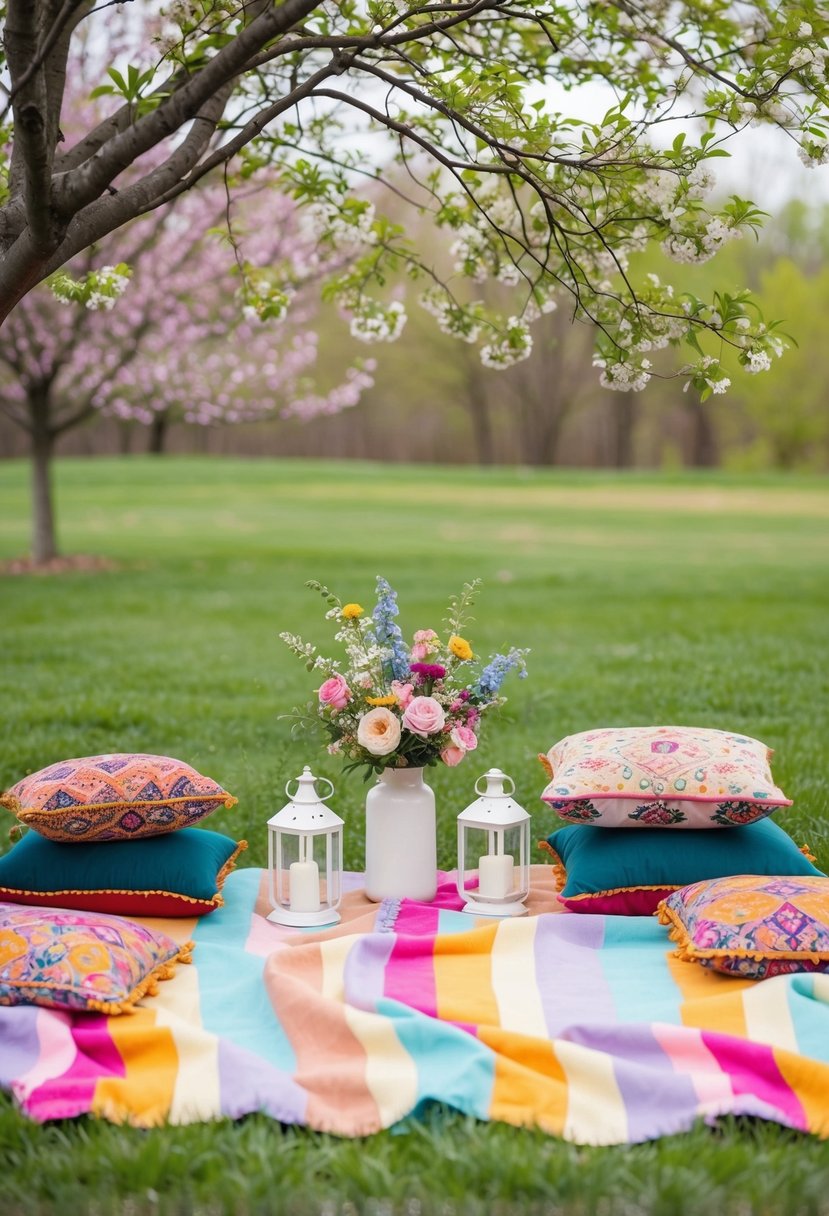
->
[2,198,827,474]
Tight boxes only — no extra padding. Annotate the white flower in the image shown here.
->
[790,47,814,69]
[746,349,772,373]
[798,21,812,36]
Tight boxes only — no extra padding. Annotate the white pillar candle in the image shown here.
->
[289,860,321,913]
[478,853,514,899]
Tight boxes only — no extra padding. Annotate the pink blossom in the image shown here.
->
[411,629,439,661]
[451,725,478,752]
[318,674,351,710]
[440,746,466,767]
[391,680,414,708]
[402,696,446,736]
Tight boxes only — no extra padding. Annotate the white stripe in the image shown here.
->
[555,1039,629,1145]
[741,975,799,1052]
[491,918,548,1037]
[154,963,221,1122]
[343,1004,419,1126]
[319,935,354,1001]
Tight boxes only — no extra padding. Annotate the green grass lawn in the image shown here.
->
[1,456,829,1215]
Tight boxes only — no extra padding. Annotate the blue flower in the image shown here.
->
[372,577,411,682]
[474,648,528,698]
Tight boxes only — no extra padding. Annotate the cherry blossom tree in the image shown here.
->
[0,182,374,564]
[2,1,828,404]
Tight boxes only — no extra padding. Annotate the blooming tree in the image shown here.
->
[2,1,828,403]
[0,182,374,563]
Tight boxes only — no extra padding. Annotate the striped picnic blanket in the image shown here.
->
[2,866,829,1144]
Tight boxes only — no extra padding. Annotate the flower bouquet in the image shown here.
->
[280,577,528,779]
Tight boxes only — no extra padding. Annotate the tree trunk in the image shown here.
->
[29,385,58,564]
[464,363,495,465]
[610,392,637,468]
[148,411,169,454]
[685,397,718,467]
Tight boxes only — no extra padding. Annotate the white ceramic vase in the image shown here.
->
[364,767,437,902]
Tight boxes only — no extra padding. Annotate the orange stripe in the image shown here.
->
[93,1008,178,1126]
[434,924,500,1026]
[264,945,382,1136]
[772,1048,829,1136]
[667,953,752,1037]
[478,1025,568,1135]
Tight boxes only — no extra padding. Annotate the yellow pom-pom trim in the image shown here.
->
[0,793,21,814]
[537,754,553,780]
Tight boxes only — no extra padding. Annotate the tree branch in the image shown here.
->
[5,1,56,253]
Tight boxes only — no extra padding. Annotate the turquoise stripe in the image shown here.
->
[599,917,683,1024]
[436,909,478,936]
[374,996,495,1120]
[787,976,829,1063]
[193,869,297,1073]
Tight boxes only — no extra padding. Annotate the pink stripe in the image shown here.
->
[22,1014,124,1122]
[384,935,438,1018]
[651,1023,736,1109]
[701,1031,807,1129]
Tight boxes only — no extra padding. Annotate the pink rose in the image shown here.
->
[357,707,402,756]
[318,674,351,711]
[451,725,478,752]
[402,695,446,736]
[391,680,415,708]
[440,746,466,767]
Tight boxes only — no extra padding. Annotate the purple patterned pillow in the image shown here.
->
[0,901,193,1013]
[1,753,237,842]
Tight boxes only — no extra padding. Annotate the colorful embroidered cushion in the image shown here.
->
[0,828,247,917]
[540,725,791,829]
[541,818,823,915]
[658,875,829,979]
[2,753,237,843]
[0,902,193,1014]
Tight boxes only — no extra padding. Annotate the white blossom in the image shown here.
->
[746,349,772,373]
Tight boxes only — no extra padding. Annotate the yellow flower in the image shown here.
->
[449,635,474,661]
[366,694,398,706]
[342,603,363,619]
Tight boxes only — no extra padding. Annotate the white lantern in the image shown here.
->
[457,768,530,917]
[267,766,344,927]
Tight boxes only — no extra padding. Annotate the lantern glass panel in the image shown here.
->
[461,824,525,900]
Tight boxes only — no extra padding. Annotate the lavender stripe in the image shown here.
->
[534,914,613,1037]
[344,933,396,1010]
[0,1007,42,1086]
[217,1039,308,1124]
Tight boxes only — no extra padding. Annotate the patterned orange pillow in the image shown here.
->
[1,753,237,842]
[540,725,791,829]
[658,874,829,979]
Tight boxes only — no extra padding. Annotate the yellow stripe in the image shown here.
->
[434,924,500,1026]
[556,1038,629,1145]
[771,976,829,1137]
[480,1026,568,1136]
[319,935,354,1001]
[343,1003,419,1125]
[94,1008,178,1126]
[491,918,547,1037]
[667,953,751,1037]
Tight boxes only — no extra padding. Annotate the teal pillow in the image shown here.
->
[542,818,824,915]
[0,828,247,917]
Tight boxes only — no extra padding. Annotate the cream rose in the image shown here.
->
[357,707,402,756]
[402,695,446,736]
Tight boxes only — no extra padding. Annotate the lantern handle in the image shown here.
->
[474,770,515,797]
[284,772,335,802]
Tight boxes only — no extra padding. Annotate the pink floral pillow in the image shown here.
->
[540,725,791,829]
[0,902,193,1014]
